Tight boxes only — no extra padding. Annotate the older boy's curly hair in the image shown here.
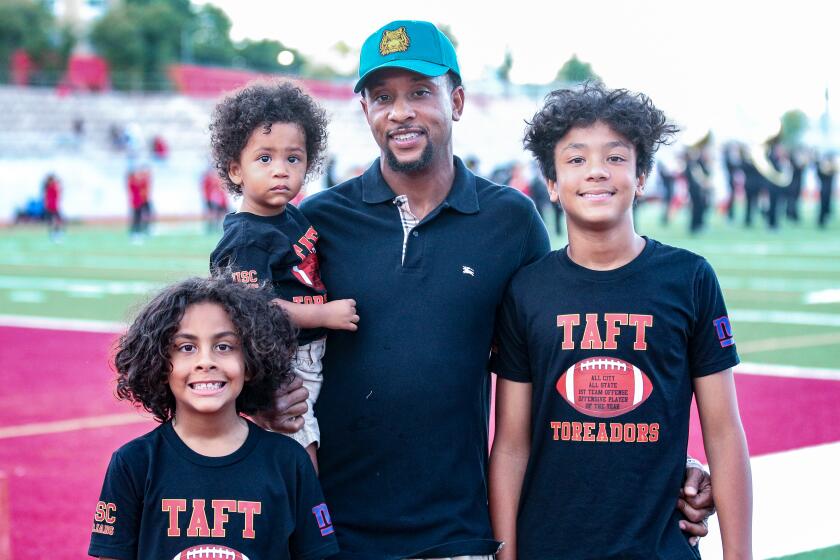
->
[209,80,329,195]
[524,82,679,181]
[114,274,297,423]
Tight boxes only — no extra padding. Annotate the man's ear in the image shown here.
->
[360,95,370,123]
[228,160,242,186]
[451,86,465,122]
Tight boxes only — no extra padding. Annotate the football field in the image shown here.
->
[0,201,838,559]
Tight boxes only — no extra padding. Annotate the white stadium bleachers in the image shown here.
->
[0,83,550,223]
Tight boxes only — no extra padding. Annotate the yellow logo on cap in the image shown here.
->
[379,27,410,56]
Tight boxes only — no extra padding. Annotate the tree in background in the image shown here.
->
[90,0,310,88]
[235,38,302,74]
[6,0,335,89]
[301,40,357,80]
[0,0,75,84]
[89,6,144,89]
[90,0,192,89]
[188,3,236,66]
[555,54,599,84]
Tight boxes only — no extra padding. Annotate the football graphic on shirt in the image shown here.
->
[172,545,249,560]
[556,357,653,418]
[292,252,326,291]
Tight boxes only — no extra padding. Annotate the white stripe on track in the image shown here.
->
[736,362,840,381]
[0,412,152,440]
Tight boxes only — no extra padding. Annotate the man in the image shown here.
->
[267,20,714,559]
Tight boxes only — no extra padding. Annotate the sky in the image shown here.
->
[199,0,839,145]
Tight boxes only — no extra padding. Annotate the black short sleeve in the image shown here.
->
[221,243,278,287]
[518,205,552,269]
[493,278,532,382]
[688,259,740,377]
[88,452,141,559]
[290,455,340,560]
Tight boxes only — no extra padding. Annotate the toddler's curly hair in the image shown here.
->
[210,80,329,195]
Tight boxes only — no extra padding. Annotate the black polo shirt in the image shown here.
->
[300,157,550,559]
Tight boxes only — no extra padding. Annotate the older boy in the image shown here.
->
[490,83,752,559]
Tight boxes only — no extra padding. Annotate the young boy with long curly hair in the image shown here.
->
[88,275,339,560]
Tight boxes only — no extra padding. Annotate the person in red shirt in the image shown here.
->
[201,166,229,232]
[42,173,63,241]
[151,134,168,160]
[128,166,152,240]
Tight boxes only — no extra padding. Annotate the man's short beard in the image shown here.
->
[385,142,434,174]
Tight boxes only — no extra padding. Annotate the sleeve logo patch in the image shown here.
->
[92,501,116,535]
[312,503,334,536]
[231,269,258,284]
[713,316,735,347]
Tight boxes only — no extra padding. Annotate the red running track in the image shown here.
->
[1,326,839,559]
[0,327,155,559]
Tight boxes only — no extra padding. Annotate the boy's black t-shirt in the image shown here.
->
[210,207,328,345]
[494,238,739,560]
[88,420,339,560]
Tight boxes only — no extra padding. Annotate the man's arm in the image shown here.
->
[249,376,309,433]
[694,369,753,559]
[489,378,532,560]
[678,458,714,544]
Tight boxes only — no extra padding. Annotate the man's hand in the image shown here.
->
[678,463,715,546]
[250,376,310,433]
[322,299,359,331]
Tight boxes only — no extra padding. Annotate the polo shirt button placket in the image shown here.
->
[412,230,419,237]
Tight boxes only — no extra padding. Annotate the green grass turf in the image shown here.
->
[1,200,838,368]
[772,544,840,559]
[550,201,840,369]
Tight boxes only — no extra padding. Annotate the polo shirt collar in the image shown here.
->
[361,156,480,214]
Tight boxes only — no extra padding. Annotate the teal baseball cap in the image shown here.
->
[354,20,461,93]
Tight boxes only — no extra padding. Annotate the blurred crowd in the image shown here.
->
[11,129,839,241]
[457,135,838,237]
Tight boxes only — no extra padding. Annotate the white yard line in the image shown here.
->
[711,257,840,273]
[683,241,840,257]
[0,314,124,332]
[718,277,840,293]
[0,276,161,295]
[805,288,840,304]
[731,309,840,327]
[0,253,208,271]
[736,333,840,357]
